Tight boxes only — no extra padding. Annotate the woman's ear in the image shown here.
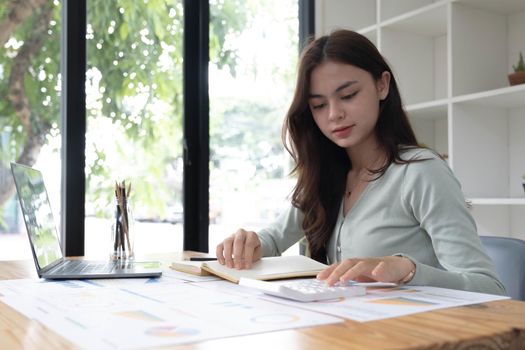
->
[377,71,391,100]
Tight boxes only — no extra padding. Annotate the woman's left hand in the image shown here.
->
[317,256,415,286]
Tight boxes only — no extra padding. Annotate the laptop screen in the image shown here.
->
[11,163,63,269]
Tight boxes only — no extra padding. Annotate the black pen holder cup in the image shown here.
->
[110,201,135,260]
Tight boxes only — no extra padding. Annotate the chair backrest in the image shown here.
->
[479,236,525,301]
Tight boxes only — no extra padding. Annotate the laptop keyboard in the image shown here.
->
[54,260,117,274]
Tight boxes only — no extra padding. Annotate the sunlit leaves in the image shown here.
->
[0,0,274,217]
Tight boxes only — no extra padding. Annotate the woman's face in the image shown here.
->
[308,60,389,151]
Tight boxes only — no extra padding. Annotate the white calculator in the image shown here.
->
[238,277,367,302]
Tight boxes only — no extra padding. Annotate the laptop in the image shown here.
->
[10,162,162,279]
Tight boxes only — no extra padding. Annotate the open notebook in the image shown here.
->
[170,255,328,283]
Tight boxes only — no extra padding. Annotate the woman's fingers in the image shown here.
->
[317,259,366,286]
[232,230,247,269]
[370,261,394,281]
[216,229,261,269]
[242,233,261,269]
[316,263,338,280]
[216,242,225,265]
[221,234,236,268]
[368,257,415,282]
[318,256,414,285]
[328,259,370,286]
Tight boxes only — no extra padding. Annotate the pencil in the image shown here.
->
[115,180,132,254]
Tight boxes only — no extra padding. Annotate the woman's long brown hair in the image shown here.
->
[283,30,419,263]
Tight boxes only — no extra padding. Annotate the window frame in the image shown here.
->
[182,0,210,252]
[62,0,314,256]
[61,0,86,256]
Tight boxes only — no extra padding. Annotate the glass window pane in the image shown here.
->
[85,1,184,258]
[209,0,299,253]
[0,1,62,260]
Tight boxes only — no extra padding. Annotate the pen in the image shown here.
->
[189,257,217,261]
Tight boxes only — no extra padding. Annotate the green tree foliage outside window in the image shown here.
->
[0,0,250,220]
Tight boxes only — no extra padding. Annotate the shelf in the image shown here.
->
[452,0,525,15]
[315,0,376,35]
[358,26,378,46]
[406,99,448,155]
[318,0,525,238]
[452,84,525,108]
[469,198,525,205]
[406,99,448,119]
[358,25,377,35]
[380,2,448,106]
[451,2,525,97]
[381,27,448,104]
[380,1,448,37]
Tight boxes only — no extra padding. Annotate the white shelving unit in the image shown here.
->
[315,0,525,239]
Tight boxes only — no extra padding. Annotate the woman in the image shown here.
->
[216,30,505,295]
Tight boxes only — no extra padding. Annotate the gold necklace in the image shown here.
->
[346,153,386,198]
[346,182,358,198]
[345,168,367,198]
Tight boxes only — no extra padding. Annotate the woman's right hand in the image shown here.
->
[216,229,262,270]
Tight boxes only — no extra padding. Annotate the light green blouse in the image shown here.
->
[257,148,506,296]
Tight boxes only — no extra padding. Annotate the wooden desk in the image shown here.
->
[1,257,524,350]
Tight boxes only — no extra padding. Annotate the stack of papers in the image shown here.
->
[0,255,510,349]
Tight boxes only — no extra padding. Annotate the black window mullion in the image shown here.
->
[183,0,210,252]
[61,0,86,256]
[299,0,315,52]
[182,0,314,253]
[298,0,315,256]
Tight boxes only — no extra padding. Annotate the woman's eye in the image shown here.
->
[311,103,325,110]
[342,91,358,100]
